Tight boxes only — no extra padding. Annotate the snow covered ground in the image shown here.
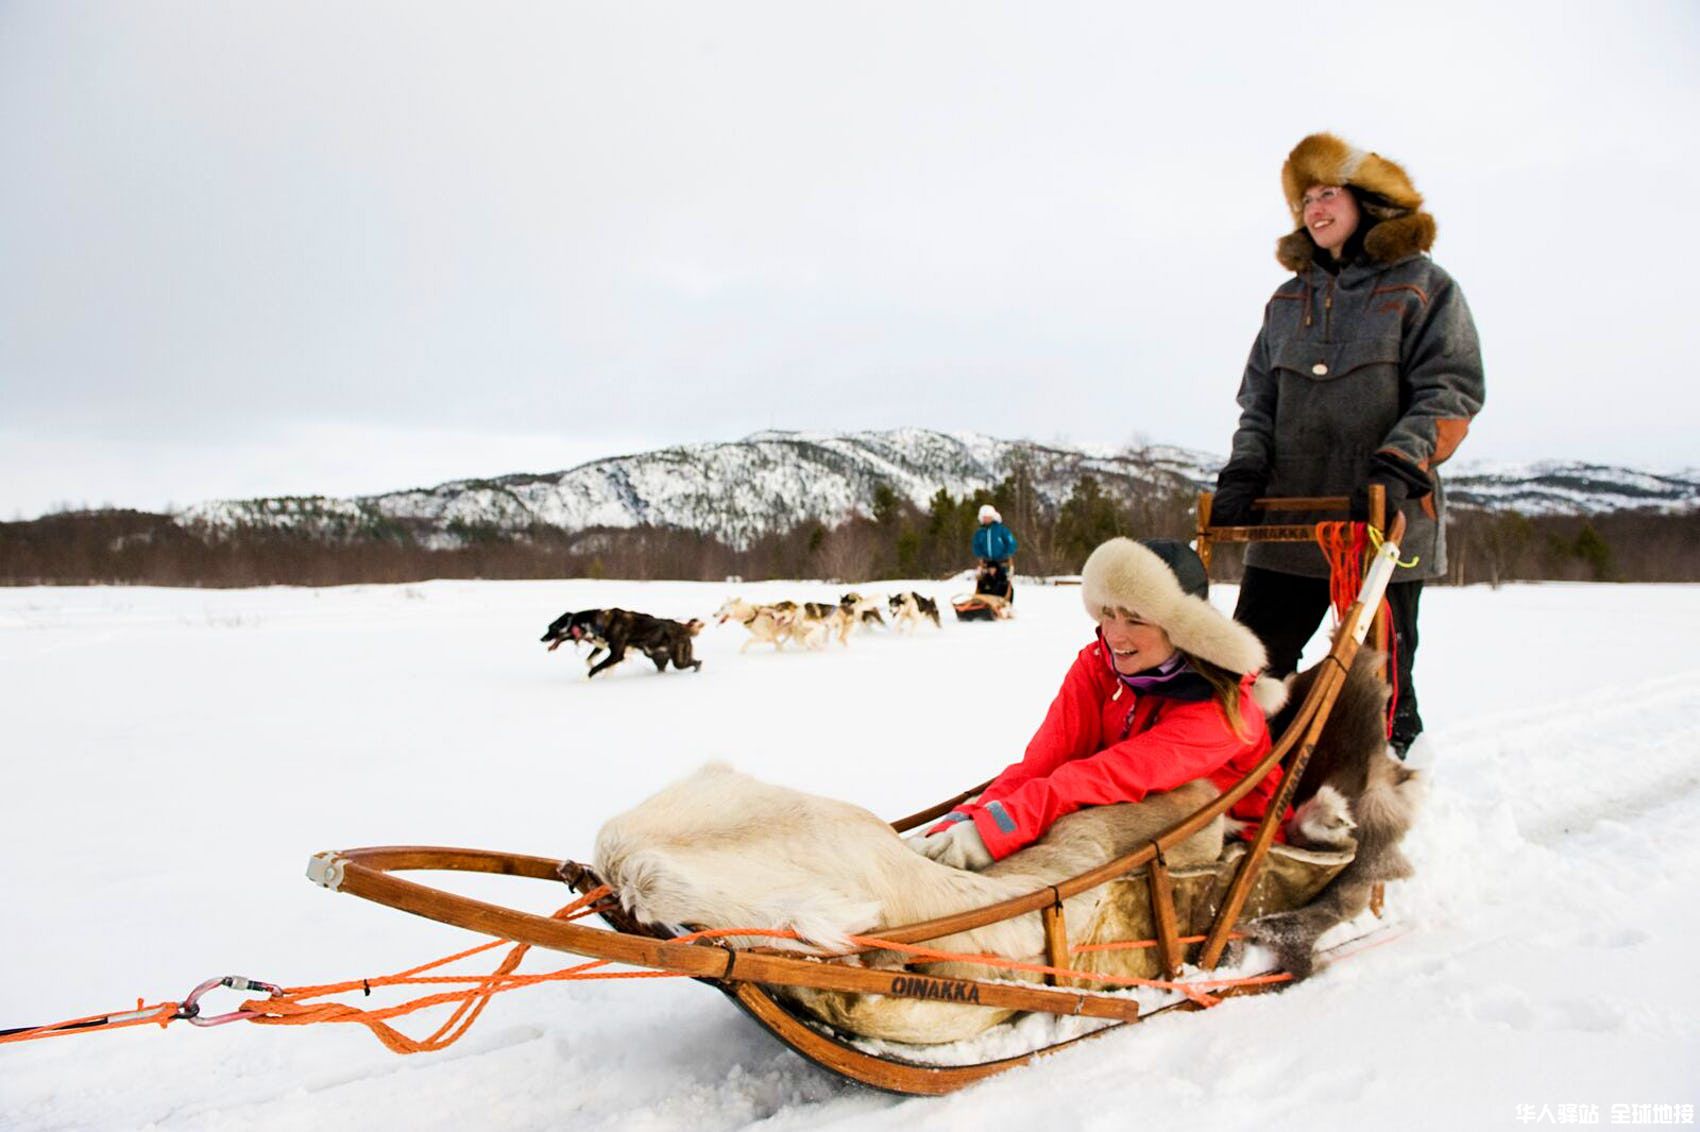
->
[2,577,1697,1130]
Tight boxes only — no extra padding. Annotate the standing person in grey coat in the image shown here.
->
[1211,132,1485,762]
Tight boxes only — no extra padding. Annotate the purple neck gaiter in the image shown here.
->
[1118,651,1192,694]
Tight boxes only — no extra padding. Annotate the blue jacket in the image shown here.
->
[973,522,1017,561]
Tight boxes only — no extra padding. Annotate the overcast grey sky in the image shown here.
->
[3,1,1697,518]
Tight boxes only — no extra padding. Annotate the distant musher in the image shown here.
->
[972,504,1018,603]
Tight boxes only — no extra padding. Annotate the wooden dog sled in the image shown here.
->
[306,505,1405,1096]
[951,590,1013,622]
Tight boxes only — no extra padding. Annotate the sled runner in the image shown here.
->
[303,508,1409,1096]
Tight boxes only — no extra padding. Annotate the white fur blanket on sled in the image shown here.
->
[593,762,1224,1044]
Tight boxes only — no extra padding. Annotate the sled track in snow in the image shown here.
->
[1439,670,1700,845]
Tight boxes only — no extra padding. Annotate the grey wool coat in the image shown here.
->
[1224,246,1485,580]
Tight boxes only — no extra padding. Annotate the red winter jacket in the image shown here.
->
[960,639,1284,861]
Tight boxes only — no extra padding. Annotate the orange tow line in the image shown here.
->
[3,885,1292,1054]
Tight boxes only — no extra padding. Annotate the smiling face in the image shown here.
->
[1302,184,1360,256]
[1098,607,1177,676]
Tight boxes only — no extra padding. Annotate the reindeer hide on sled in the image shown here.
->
[592,653,1417,1045]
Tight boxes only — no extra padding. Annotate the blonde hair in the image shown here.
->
[1181,651,1252,740]
[1098,605,1255,739]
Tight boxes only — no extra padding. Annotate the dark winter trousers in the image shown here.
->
[976,559,1013,602]
[1232,566,1424,752]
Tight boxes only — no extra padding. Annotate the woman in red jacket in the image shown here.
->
[911,537,1287,870]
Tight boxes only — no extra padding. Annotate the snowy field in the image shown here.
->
[2,577,1698,1131]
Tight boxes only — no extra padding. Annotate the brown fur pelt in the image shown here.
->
[1281,133,1423,221]
[1246,650,1424,978]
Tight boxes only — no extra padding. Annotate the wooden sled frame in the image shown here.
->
[1197,485,1394,654]
[307,509,1405,1095]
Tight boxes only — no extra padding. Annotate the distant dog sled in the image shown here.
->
[951,591,1013,622]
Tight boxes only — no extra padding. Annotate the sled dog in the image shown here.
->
[839,592,886,631]
[715,598,795,652]
[541,609,704,678]
[793,601,853,648]
[888,592,941,631]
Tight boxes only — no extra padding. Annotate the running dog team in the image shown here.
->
[540,591,945,678]
[713,591,941,652]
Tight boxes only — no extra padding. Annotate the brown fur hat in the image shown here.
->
[1275,132,1437,271]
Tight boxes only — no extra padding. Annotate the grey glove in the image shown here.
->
[907,817,994,872]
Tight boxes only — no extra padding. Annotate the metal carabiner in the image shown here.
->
[176,975,284,1027]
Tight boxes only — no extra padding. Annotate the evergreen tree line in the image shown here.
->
[2,474,1694,588]
[1442,509,1698,585]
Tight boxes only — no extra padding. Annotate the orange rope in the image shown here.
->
[3,892,1289,1052]
[0,1001,180,1045]
[1314,521,1368,620]
[238,910,1272,1047]
[235,885,668,1055]
[1316,520,1399,736]
[0,886,637,1051]
[670,926,1285,1009]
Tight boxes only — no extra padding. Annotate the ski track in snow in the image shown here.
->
[1,580,1697,1131]
[1439,670,1700,843]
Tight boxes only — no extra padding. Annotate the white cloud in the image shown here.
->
[2,1,1697,519]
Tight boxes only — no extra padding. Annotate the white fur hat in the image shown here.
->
[1081,538,1268,677]
[978,504,1001,523]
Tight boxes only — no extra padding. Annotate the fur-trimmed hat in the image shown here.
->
[1081,538,1266,677]
[978,504,1001,524]
[1275,132,1437,271]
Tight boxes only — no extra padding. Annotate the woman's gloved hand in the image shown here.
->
[905,813,994,871]
[1210,464,1267,527]
[1351,453,1432,521]
[1350,474,1410,522]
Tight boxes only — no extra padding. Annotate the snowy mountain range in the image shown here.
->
[180,429,1700,549]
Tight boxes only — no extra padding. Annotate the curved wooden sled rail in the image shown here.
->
[304,844,1256,1094]
[308,844,1157,1021]
[307,517,1405,1094]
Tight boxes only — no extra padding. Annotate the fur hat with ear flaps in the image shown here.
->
[1082,538,1266,675]
[1276,132,1437,272]
[1082,538,1289,713]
